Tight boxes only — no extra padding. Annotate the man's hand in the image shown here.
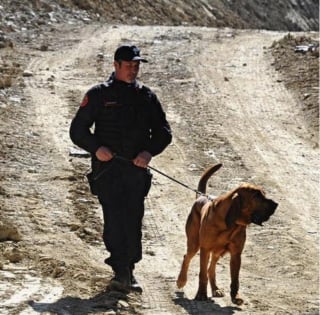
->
[95,146,113,162]
[133,151,152,168]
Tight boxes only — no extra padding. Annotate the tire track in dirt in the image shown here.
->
[135,28,250,314]
[0,51,69,314]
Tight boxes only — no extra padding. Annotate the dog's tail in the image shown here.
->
[197,163,223,196]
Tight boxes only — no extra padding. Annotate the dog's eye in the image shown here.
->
[254,191,264,199]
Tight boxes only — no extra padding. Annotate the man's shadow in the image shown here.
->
[28,288,138,315]
[173,291,241,315]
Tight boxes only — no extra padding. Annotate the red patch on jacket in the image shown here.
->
[80,95,89,107]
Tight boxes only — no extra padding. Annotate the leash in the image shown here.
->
[147,164,207,197]
[114,155,212,199]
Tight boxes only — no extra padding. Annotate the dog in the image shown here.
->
[176,163,278,305]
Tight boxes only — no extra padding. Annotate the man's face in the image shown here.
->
[114,60,140,83]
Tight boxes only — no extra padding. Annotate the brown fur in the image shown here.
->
[176,164,278,305]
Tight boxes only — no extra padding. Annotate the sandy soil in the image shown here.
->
[0,24,319,315]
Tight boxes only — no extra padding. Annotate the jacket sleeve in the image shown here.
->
[69,90,101,154]
[145,91,172,156]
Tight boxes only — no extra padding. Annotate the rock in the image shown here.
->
[3,248,23,263]
[0,222,22,242]
[22,70,33,77]
[97,52,104,59]
[118,300,129,308]
[9,96,21,104]
[40,44,49,51]
[51,265,66,278]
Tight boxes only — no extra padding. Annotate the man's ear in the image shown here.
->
[225,193,241,228]
[114,60,121,69]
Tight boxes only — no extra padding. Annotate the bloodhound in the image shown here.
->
[176,163,278,305]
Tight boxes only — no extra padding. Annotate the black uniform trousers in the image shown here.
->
[96,158,152,273]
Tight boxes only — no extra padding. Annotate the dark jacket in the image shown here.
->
[69,75,172,160]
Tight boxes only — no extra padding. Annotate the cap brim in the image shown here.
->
[132,56,148,63]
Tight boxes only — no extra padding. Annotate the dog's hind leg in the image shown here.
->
[176,207,200,288]
[176,245,199,288]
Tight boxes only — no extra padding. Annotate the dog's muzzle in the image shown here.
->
[251,200,278,226]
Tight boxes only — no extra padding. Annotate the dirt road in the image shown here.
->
[0,24,318,315]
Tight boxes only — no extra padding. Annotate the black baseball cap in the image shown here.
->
[114,45,148,63]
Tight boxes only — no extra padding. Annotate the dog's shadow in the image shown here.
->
[173,291,241,315]
[28,289,138,315]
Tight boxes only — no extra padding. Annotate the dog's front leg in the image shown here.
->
[208,252,225,298]
[195,248,210,300]
[230,253,244,305]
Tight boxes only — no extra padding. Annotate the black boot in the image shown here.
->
[109,268,131,292]
[130,265,143,293]
[130,274,143,293]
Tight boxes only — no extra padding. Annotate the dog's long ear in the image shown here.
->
[225,193,241,228]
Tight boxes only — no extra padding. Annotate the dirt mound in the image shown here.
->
[58,0,319,31]
[0,0,319,39]
[271,33,319,145]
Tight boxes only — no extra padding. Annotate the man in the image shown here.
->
[69,45,172,292]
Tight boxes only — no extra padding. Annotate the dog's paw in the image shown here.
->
[231,295,244,305]
[212,289,225,298]
[176,275,187,288]
[195,291,208,301]
[176,279,186,288]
